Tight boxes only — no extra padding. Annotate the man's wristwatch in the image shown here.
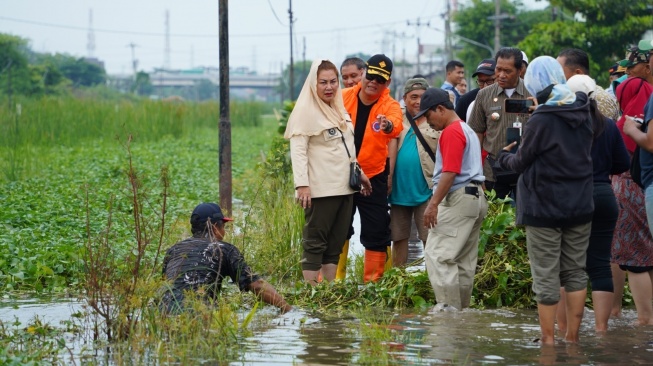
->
[383,121,393,134]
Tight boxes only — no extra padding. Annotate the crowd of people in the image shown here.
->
[158,39,653,346]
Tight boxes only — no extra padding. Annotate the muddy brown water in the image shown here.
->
[2,240,653,365]
[2,222,653,365]
[3,293,652,365]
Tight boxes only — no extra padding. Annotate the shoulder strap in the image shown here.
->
[339,129,353,159]
[406,112,435,162]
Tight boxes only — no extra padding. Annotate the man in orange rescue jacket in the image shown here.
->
[338,54,403,282]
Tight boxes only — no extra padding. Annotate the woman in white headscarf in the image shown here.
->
[497,56,594,345]
[285,59,371,285]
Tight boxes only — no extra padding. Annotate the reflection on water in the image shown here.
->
[0,296,82,326]
[240,307,653,365]
[3,260,653,364]
[2,295,653,364]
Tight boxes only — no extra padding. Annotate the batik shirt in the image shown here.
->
[160,235,260,312]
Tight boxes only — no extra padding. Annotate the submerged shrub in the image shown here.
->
[474,192,534,308]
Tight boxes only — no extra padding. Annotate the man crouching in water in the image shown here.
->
[160,202,292,314]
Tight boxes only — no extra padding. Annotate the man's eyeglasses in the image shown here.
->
[476,78,495,87]
[365,73,388,84]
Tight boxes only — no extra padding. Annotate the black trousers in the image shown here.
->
[587,182,618,292]
[347,171,391,252]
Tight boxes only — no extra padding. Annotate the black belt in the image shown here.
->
[470,180,483,185]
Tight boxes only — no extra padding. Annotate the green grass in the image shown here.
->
[0,98,279,291]
[0,96,265,181]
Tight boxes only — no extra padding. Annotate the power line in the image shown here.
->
[267,0,287,26]
[0,15,439,39]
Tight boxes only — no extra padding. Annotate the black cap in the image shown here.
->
[190,202,233,229]
[366,54,393,81]
[414,88,451,119]
[472,58,496,77]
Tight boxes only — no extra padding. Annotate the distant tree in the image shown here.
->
[453,0,549,79]
[27,63,68,95]
[195,79,216,101]
[519,0,653,85]
[0,34,33,95]
[53,55,106,87]
[132,71,154,96]
[278,60,312,102]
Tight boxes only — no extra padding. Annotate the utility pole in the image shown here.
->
[127,43,138,75]
[302,36,306,78]
[218,0,232,213]
[164,10,171,70]
[87,9,95,58]
[407,17,430,75]
[127,42,138,93]
[487,0,512,54]
[288,0,294,100]
[444,0,453,63]
[494,0,500,54]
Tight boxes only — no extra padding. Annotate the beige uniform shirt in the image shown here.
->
[290,123,356,198]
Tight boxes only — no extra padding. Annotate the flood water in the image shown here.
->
[236,234,653,365]
[2,221,653,364]
[2,292,652,365]
[241,306,653,365]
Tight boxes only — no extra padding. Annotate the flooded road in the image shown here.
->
[2,234,653,365]
[239,306,653,365]
[2,286,653,364]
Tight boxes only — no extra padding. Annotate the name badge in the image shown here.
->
[489,106,502,111]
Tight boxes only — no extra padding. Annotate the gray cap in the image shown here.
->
[403,78,429,96]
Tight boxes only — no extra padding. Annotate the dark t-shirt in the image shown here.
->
[160,235,261,312]
[455,88,480,122]
[354,96,376,156]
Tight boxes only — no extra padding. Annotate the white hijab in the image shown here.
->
[283,59,350,138]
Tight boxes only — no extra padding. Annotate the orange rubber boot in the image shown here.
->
[335,240,349,280]
[363,249,387,283]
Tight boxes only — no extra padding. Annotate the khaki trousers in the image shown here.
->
[424,184,488,309]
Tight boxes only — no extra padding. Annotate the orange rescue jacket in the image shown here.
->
[342,84,403,178]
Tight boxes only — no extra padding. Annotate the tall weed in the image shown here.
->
[0,97,265,181]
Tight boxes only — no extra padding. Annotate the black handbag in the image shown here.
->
[340,130,361,191]
[349,161,362,191]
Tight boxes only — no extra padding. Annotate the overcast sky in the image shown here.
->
[0,0,548,75]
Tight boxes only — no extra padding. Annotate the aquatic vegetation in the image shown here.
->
[474,191,534,308]
[0,102,278,292]
[0,96,638,364]
[288,267,434,312]
[0,316,74,365]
